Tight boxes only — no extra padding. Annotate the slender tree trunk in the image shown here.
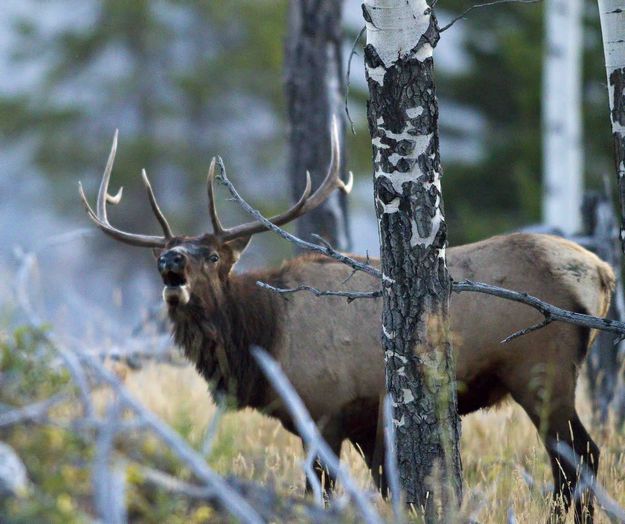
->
[284,0,351,251]
[582,189,625,423]
[363,1,461,518]
[542,0,584,235]
[598,0,625,426]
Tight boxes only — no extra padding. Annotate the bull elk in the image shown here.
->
[80,126,613,524]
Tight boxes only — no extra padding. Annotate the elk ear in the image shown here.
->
[152,248,161,260]
[225,236,252,262]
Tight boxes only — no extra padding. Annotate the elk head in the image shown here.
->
[79,120,351,309]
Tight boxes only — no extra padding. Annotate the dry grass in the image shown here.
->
[124,363,625,523]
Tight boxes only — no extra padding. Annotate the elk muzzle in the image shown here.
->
[158,251,190,306]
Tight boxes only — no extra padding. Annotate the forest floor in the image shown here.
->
[125,363,625,523]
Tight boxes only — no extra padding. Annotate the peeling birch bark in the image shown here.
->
[363,0,462,517]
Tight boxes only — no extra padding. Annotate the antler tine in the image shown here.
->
[207,157,225,236]
[214,115,348,242]
[97,129,119,222]
[141,169,174,239]
[78,133,168,248]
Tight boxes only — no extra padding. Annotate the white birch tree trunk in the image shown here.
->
[597,0,625,426]
[363,1,462,518]
[542,0,584,235]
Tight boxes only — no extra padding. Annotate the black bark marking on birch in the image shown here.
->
[609,68,625,254]
[365,12,461,518]
[609,67,625,127]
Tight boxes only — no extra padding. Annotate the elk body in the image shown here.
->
[81,128,614,524]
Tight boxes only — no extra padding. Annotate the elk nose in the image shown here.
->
[158,251,186,274]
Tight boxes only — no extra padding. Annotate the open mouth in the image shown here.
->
[161,271,190,306]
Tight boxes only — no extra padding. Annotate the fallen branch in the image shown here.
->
[0,393,68,428]
[554,442,625,523]
[251,347,383,524]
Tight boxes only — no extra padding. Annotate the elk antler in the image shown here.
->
[78,131,173,248]
[206,116,352,241]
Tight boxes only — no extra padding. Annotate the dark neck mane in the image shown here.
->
[169,270,284,409]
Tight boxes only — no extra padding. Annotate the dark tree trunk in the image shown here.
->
[582,189,625,424]
[363,1,461,519]
[284,0,351,251]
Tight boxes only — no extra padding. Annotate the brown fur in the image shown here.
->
[159,232,613,523]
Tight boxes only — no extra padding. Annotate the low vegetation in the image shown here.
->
[2,326,623,523]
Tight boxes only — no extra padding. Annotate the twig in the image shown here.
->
[500,317,551,344]
[252,347,383,524]
[554,442,625,523]
[134,463,214,498]
[383,395,403,523]
[345,25,366,135]
[134,463,339,522]
[214,158,382,280]
[439,0,541,33]
[256,281,381,302]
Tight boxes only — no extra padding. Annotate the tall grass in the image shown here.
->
[126,363,625,523]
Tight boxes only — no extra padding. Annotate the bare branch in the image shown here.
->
[500,317,552,344]
[453,280,625,340]
[80,355,264,524]
[92,399,126,524]
[15,249,95,417]
[554,442,625,523]
[0,393,68,428]
[215,161,381,279]
[345,25,366,135]
[439,0,541,33]
[221,165,625,340]
[256,281,381,302]
[251,347,383,524]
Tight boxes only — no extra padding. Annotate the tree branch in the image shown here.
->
[345,25,366,135]
[256,281,381,302]
[215,157,382,280]
[439,0,541,33]
[453,280,625,339]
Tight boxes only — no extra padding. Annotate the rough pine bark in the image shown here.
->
[598,0,625,426]
[284,0,351,250]
[362,0,462,518]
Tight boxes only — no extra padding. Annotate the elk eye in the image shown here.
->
[208,253,219,263]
